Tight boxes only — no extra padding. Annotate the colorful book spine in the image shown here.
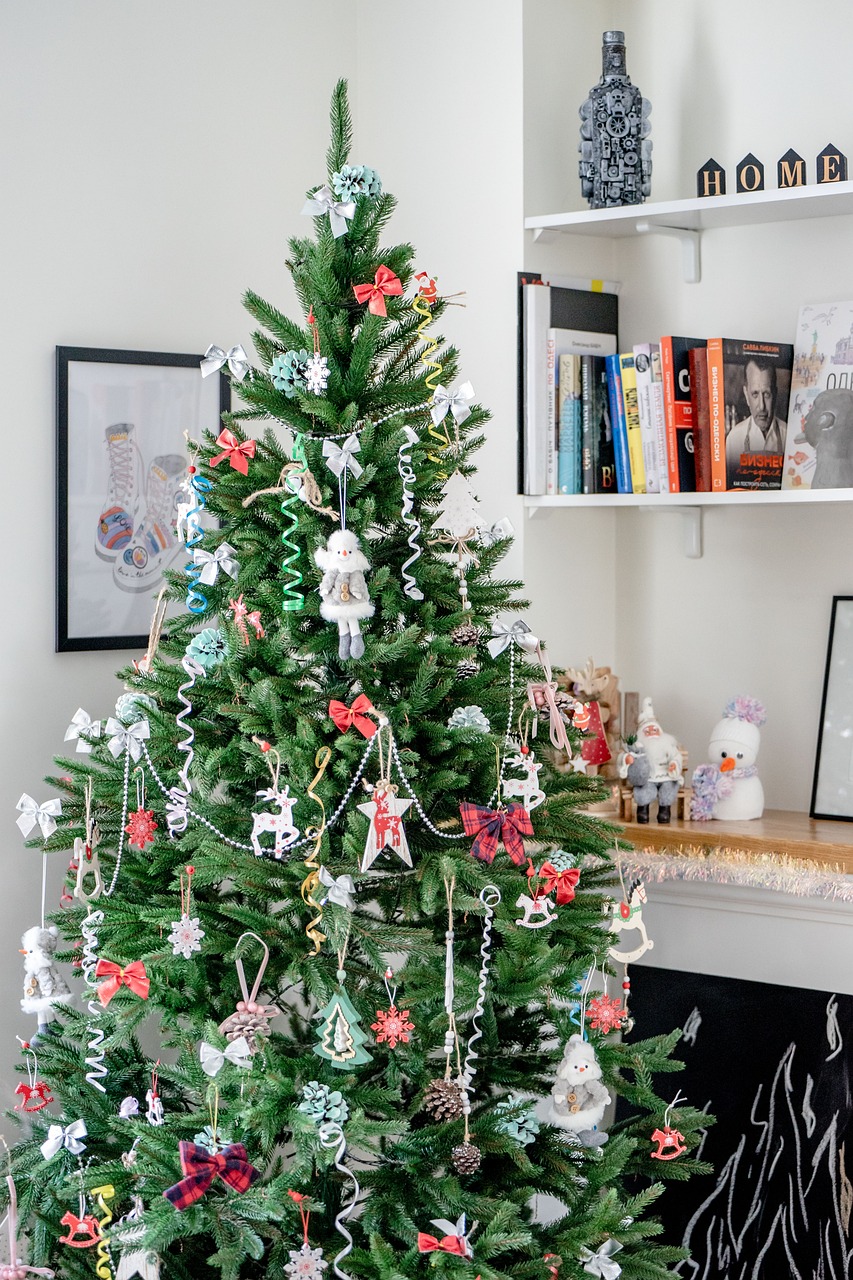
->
[605,353,631,492]
[633,344,660,493]
[660,336,704,493]
[706,338,727,491]
[649,346,669,493]
[545,332,558,494]
[580,355,596,494]
[557,354,581,494]
[618,353,646,494]
[688,346,712,491]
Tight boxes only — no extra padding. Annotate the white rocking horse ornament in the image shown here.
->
[250,786,300,859]
[608,878,654,963]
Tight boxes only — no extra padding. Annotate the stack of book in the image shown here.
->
[519,279,851,494]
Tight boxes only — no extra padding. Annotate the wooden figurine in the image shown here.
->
[697,158,726,198]
[736,153,764,194]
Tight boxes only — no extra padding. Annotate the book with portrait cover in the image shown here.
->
[783,301,853,490]
[707,338,794,490]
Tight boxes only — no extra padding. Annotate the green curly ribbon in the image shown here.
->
[281,433,306,612]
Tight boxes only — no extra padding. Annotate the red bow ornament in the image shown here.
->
[459,802,533,866]
[163,1141,259,1211]
[329,695,378,739]
[94,959,150,1007]
[209,428,257,475]
[417,1232,470,1257]
[537,862,581,905]
[352,265,404,317]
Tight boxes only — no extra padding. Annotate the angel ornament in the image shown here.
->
[315,528,374,661]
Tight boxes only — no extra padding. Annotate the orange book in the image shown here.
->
[706,338,727,491]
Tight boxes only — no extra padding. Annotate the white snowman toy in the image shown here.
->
[691,697,766,821]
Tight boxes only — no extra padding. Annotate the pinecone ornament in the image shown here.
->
[218,1000,277,1053]
[298,1080,350,1126]
[423,1077,465,1122]
[451,1141,482,1174]
[456,658,481,679]
[545,848,577,873]
[451,622,481,648]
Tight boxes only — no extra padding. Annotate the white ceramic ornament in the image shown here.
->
[315,528,374,661]
[546,1033,610,1146]
[608,879,654,964]
[691,696,766,821]
[250,785,300,859]
[357,786,413,871]
[503,751,546,811]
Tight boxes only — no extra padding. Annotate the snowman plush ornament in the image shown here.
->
[315,528,374,660]
[691,697,766,821]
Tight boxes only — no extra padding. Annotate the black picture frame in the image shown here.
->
[56,347,229,653]
[810,595,853,819]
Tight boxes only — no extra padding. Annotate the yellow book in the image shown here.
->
[619,352,646,494]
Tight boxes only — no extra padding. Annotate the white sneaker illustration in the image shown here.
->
[112,454,186,593]
[95,424,143,561]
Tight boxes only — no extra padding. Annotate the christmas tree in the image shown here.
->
[9,82,710,1280]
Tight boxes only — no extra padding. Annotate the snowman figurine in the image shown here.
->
[619,697,683,824]
[315,528,375,661]
[691,697,766,821]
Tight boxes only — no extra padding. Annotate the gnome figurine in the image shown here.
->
[20,925,72,1043]
[315,528,375,661]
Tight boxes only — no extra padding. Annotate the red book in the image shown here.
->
[688,346,712,491]
[660,336,706,492]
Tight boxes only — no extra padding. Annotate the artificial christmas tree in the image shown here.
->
[8,82,710,1280]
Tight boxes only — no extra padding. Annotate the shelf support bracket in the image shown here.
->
[635,221,701,283]
[530,227,559,244]
[640,504,703,558]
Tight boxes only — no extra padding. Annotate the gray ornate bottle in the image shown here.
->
[579,31,651,209]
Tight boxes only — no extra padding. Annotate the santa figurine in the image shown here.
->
[315,528,375,661]
[620,697,683,825]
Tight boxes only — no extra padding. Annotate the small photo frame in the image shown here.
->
[810,595,853,819]
[56,347,229,652]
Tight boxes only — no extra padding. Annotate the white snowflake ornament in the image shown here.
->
[284,1243,328,1279]
[168,913,205,959]
[305,353,329,395]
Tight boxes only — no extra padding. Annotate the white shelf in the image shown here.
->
[524,489,853,510]
[525,180,853,239]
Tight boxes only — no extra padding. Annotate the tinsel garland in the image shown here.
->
[608,843,853,902]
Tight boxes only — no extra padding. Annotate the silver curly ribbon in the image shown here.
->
[81,908,107,1093]
[430,380,475,427]
[397,425,424,601]
[167,657,205,838]
[461,885,501,1096]
[487,618,539,660]
[302,185,356,238]
[200,344,250,381]
[64,707,102,754]
[318,1122,360,1280]
[192,542,239,585]
[16,794,62,838]
[105,718,150,762]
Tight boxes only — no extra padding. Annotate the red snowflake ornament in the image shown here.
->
[586,993,628,1035]
[124,807,158,850]
[371,1005,414,1049]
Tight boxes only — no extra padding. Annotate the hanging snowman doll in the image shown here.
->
[691,697,766,821]
[315,528,374,661]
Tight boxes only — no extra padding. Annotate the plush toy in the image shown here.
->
[692,697,766,821]
[619,697,683,824]
[315,528,375,661]
[546,1033,610,1146]
[20,925,72,1042]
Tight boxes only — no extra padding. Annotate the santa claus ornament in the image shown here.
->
[620,697,683,824]
[315,528,374,661]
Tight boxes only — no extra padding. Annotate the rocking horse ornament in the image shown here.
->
[608,877,654,963]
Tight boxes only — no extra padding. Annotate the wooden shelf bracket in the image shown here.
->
[635,221,701,283]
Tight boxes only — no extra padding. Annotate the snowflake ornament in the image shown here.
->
[371,1004,415,1049]
[586,993,628,1035]
[284,1243,328,1280]
[304,353,329,395]
[168,913,205,959]
[124,807,158,851]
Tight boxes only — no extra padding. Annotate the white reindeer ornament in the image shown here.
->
[502,750,546,812]
[250,785,300,860]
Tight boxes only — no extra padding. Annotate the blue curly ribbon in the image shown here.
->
[184,474,212,614]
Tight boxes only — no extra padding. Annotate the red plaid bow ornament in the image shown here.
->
[209,428,257,475]
[328,695,377,738]
[94,959,149,1007]
[417,1232,470,1257]
[459,802,533,866]
[163,1141,259,1211]
[537,862,581,905]
[352,265,404,317]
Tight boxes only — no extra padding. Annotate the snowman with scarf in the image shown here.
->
[691,697,766,821]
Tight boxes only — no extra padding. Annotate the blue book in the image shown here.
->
[606,353,632,493]
[557,353,581,494]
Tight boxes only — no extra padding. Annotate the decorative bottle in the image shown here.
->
[579,30,652,210]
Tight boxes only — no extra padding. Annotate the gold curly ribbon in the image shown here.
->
[413,288,449,475]
[301,746,332,954]
[91,1183,115,1279]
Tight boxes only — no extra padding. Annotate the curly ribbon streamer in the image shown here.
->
[412,289,449,475]
[4,1177,55,1276]
[91,1184,115,1280]
[300,746,332,955]
[461,885,501,1111]
[318,1123,360,1280]
[81,908,107,1093]
[280,433,306,612]
[182,474,212,614]
[167,655,205,838]
[396,426,425,600]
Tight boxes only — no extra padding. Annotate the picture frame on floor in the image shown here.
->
[811,594,853,819]
[56,346,229,652]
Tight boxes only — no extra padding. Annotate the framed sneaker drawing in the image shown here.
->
[56,347,230,652]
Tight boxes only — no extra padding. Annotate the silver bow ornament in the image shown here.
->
[301,185,356,238]
[431,381,475,427]
[106,718,151,762]
[318,866,356,911]
[41,1119,87,1159]
[479,517,515,547]
[322,434,362,479]
[119,1096,140,1118]
[64,707,102,754]
[200,344,250,381]
[487,618,540,660]
[192,543,239,586]
[16,794,62,839]
[579,1239,623,1279]
[199,1035,253,1077]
